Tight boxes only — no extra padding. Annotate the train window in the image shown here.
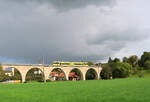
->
[74,63,87,65]
[53,62,59,64]
[61,63,70,65]
[74,64,82,65]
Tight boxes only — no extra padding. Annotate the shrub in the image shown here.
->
[46,79,51,82]
[144,60,150,70]
[112,62,132,78]
[137,71,144,78]
[100,64,112,80]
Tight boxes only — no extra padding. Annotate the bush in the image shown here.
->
[87,61,94,66]
[147,69,150,73]
[46,79,51,82]
[0,66,11,82]
[137,71,144,78]
[100,64,112,80]
[112,62,132,78]
[0,72,10,82]
[131,66,139,75]
[144,60,150,70]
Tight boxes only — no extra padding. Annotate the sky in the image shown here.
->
[0,0,150,64]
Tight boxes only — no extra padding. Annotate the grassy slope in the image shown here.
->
[0,78,150,102]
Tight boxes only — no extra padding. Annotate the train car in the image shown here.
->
[52,61,88,67]
[52,61,71,66]
[72,62,88,66]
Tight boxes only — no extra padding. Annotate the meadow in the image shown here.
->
[0,78,150,102]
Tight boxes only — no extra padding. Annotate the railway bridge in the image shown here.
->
[2,64,102,83]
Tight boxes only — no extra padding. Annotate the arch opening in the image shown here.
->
[68,68,83,81]
[86,68,98,80]
[49,68,66,81]
[25,68,44,82]
[3,67,22,82]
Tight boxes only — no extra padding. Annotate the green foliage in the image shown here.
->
[9,69,22,80]
[0,72,10,82]
[131,65,139,75]
[123,57,128,63]
[26,68,44,82]
[86,69,97,80]
[108,57,120,65]
[95,63,101,66]
[137,71,144,78]
[129,70,150,78]
[108,58,132,78]
[108,57,113,63]
[112,62,132,78]
[113,58,120,63]
[0,65,10,82]
[71,69,82,77]
[144,60,150,70]
[137,52,150,70]
[128,55,138,67]
[100,64,112,79]
[87,61,94,66]
[46,79,51,82]
[0,65,2,71]
[122,55,141,76]
[140,52,150,67]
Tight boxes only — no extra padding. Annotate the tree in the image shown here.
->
[0,65,2,71]
[140,52,150,67]
[86,69,97,80]
[128,55,138,67]
[131,65,140,75]
[0,65,10,82]
[144,60,150,70]
[113,58,120,63]
[100,64,112,80]
[108,58,121,69]
[112,62,132,78]
[9,69,22,80]
[87,61,94,66]
[71,69,81,77]
[26,68,44,82]
[108,57,113,64]
[123,57,128,63]
[0,72,10,82]
[108,58,120,67]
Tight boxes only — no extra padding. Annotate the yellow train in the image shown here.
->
[52,61,88,67]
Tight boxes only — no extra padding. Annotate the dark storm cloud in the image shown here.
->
[6,0,115,11]
[39,0,115,11]
[0,0,149,64]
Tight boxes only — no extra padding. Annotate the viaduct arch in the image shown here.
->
[2,65,102,83]
[86,68,98,80]
[50,68,67,80]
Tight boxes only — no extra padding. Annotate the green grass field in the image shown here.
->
[0,78,150,102]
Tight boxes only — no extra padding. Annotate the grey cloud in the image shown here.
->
[0,0,149,64]
[42,0,116,11]
[85,28,149,57]
[7,0,116,11]
[87,28,146,45]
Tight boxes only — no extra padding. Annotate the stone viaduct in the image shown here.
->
[2,64,102,83]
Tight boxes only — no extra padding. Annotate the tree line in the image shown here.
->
[100,52,150,79]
